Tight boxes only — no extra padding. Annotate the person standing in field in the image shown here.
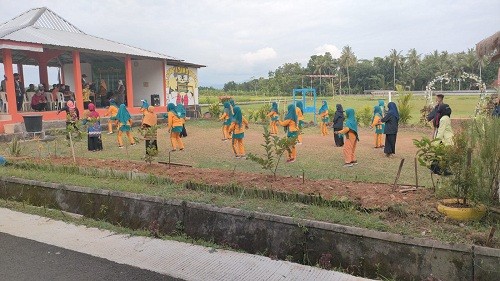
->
[426,93,444,138]
[332,104,344,147]
[266,102,279,134]
[370,106,385,148]
[82,103,103,152]
[219,101,232,141]
[279,104,299,163]
[104,99,119,134]
[435,104,454,146]
[381,102,399,157]
[318,100,329,136]
[116,104,136,148]
[335,108,359,167]
[378,99,386,117]
[166,103,185,151]
[228,106,249,159]
[295,100,305,144]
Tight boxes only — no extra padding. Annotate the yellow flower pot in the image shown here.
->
[437,199,487,221]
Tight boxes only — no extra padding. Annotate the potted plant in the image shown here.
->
[414,117,499,220]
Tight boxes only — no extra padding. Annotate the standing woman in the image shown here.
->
[381,102,399,157]
[435,104,454,146]
[228,106,249,158]
[279,104,299,163]
[335,108,359,167]
[266,102,279,134]
[370,106,385,148]
[378,100,386,117]
[219,102,232,140]
[116,104,136,148]
[83,103,103,151]
[295,100,305,144]
[166,103,185,151]
[332,104,344,147]
[318,100,329,136]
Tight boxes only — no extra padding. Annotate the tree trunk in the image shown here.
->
[347,66,351,95]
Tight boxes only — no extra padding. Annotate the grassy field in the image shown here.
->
[201,94,480,124]
[3,119,436,187]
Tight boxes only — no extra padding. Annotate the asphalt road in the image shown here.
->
[0,232,183,281]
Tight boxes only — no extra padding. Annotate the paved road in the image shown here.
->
[0,232,182,281]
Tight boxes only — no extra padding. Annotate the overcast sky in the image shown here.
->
[1,0,499,87]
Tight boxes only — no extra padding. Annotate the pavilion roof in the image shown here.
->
[476,31,500,62]
[0,7,204,67]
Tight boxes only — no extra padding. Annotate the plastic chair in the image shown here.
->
[0,92,8,113]
[45,92,56,110]
[58,92,66,110]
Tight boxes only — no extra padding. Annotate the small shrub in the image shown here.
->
[247,126,296,180]
[357,106,372,127]
[396,85,413,125]
[8,136,23,157]
[207,102,222,118]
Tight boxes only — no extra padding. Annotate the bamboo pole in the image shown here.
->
[414,157,419,188]
[393,158,405,191]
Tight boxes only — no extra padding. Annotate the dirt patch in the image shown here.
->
[31,156,433,211]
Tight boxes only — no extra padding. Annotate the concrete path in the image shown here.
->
[0,208,373,281]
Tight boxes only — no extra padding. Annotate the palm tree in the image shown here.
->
[388,49,403,90]
[340,45,356,95]
[406,48,420,90]
[313,56,326,95]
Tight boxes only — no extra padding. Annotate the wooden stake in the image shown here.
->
[414,157,419,188]
[430,171,436,192]
[393,158,405,191]
[486,227,496,247]
[68,132,76,164]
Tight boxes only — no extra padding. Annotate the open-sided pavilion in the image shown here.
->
[0,7,204,133]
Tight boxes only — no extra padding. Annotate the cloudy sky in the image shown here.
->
[1,0,499,87]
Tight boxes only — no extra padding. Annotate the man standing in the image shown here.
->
[14,73,25,111]
[426,93,444,138]
[1,75,6,91]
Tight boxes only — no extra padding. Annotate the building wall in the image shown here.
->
[131,59,164,107]
[62,63,92,91]
[165,65,199,106]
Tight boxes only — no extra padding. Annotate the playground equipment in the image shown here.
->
[292,88,317,124]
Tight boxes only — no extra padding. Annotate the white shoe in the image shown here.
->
[107,132,113,135]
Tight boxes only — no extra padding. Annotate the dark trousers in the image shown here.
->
[16,95,23,111]
[384,134,397,155]
[333,127,344,147]
[31,103,46,111]
[88,136,103,151]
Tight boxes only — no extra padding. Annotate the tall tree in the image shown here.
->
[406,48,420,90]
[388,49,403,90]
[340,45,356,94]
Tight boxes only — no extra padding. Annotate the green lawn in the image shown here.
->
[200,94,480,124]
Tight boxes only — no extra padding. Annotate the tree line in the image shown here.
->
[213,47,499,96]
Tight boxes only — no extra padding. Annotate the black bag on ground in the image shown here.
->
[430,160,452,176]
[180,124,187,138]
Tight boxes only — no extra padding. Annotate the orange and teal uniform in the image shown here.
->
[370,105,384,148]
[166,103,185,151]
[266,102,279,134]
[219,102,232,140]
[228,106,249,158]
[318,100,329,136]
[116,104,136,147]
[295,101,305,144]
[336,108,359,167]
[105,99,119,134]
[279,104,299,163]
